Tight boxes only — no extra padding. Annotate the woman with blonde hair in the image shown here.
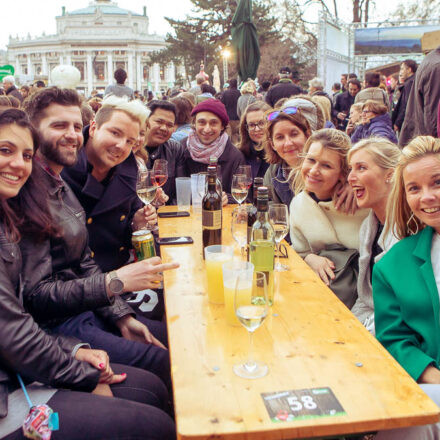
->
[311,95,335,128]
[237,79,257,119]
[372,135,440,438]
[347,138,401,334]
[290,129,368,306]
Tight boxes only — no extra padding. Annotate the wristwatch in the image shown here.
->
[107,271,124,295]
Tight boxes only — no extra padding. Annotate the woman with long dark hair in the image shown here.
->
[0,109,175,440]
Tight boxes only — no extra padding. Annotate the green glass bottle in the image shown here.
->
[249,186,275,305]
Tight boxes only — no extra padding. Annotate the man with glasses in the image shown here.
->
[144,100,186,204]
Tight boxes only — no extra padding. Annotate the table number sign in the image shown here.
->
[261,387,346,422]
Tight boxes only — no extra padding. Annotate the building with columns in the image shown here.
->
[6,0,176,96]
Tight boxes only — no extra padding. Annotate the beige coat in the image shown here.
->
[289,191,369,257]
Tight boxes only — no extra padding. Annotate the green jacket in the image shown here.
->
[373,226,440,381]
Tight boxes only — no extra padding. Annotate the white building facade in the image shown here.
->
[7,0,176,96]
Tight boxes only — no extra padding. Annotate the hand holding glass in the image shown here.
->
[269,203,289,271]
[233,271,269,379]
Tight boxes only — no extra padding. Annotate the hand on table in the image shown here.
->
[116,315,167,349]
[304,254,335,286]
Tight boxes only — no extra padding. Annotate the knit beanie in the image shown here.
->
[191,98,229,127]
[282,98,318,131]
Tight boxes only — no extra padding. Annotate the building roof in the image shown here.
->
[68,1,142,17]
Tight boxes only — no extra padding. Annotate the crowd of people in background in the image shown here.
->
[0,46,440,439]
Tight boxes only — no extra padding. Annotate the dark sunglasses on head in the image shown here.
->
[267,106,298,122]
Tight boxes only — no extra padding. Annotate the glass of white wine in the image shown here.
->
[269,203,289,271]
[231,174,248,205]
[233,271,269,379]
[136,170,157,208]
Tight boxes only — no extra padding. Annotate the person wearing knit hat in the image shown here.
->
[182,98,246,204]
[282,97,319,131]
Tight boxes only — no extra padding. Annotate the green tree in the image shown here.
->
[150,0,279,85]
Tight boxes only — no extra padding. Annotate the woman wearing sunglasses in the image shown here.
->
[237,101,271,192]
[350,100,397,144]
[262,98,320,206]
[290,129,368,305]
[0,109,175,439]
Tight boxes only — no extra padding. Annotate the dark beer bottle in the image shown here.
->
[202,166,222,253]
[247,177,264,244]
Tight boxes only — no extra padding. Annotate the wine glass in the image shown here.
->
[152,159,168,187]
[233,271,269,379]
[231,174,248,205]
[231,205,248,257]
[136,170,157,207]
[238,165,252,190]
[269,203,289,271]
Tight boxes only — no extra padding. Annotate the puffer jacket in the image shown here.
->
[0,225,99,417]
[350,113,398,145]
[20,162,134,327]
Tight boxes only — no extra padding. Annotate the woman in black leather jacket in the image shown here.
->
[0,109,175,440]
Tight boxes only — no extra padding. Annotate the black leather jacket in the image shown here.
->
[0,225,100,418]
[20,161,134,327]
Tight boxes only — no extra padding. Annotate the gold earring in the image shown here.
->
[406,213,419,235]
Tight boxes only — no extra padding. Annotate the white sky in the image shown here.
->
[0,0,402,51]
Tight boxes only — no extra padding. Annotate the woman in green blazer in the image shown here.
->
[372,136,440,439]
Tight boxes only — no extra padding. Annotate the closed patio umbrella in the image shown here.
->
[231,0,260,81]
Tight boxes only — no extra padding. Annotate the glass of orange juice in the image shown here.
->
[204,245,234,304]
[222,261,254,326]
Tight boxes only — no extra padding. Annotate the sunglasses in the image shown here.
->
[267,106,298,122]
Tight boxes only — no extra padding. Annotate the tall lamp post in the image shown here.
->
[222,48,231,87]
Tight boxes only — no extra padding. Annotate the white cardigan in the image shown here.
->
[289,191,369,257]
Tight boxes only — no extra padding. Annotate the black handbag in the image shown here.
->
[318,244,359,309]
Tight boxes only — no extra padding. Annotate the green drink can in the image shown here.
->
[132,229,156,261]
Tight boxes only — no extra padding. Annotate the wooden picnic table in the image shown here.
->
[158,204,439,440]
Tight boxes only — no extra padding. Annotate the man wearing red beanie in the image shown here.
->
[181,98,246,202]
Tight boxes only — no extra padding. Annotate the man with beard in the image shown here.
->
[21,87,178,389]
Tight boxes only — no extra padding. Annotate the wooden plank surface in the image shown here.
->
[158,205,439,440]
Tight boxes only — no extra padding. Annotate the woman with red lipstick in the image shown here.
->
[0,109,175,440]
[347,138,401,334]
[290,129,368,305]
[372,136,440,439]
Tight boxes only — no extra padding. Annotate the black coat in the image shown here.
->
[0,225,99,418]
[145,139,186,205]
[181,136,246,202]
[332,91,354,129]
[391,74,415,130]
[20,162,133,327]
[220,88,241,121]
[265,80,302,107]
[62,145,142,273]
